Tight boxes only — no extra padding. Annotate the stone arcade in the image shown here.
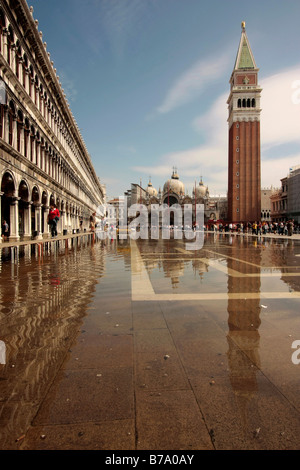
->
[0,0,105,243]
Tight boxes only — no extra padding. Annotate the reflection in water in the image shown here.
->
[0,232,299,448]
[138,233,299,434]
[0,237,108,449]
[226,243,261,431]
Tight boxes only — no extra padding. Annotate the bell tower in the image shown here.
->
[227,22,262,223]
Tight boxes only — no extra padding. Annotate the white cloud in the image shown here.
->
[156,54,230,114]
[260,66,300,150]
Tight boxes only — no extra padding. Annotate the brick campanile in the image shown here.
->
[227,22,262,223]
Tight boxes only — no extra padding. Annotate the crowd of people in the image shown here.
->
[208,220,298,236]
[1,214,299,240]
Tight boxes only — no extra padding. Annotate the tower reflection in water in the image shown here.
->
[0,238,105,449]
[226,237,261,430]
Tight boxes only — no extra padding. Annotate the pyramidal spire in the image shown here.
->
[234,22,257,70]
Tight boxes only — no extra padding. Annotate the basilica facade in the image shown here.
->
[125,169,227,226]
[0,0,105,242]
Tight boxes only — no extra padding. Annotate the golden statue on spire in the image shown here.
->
[241,21,246,30]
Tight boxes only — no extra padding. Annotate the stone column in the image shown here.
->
[35,204,43,240]
[35,85,39,110]
[24,129,30,159]
[11,115,18,150]
[35,140,40,168]
[23,202,32,240]
[43,205,50,238]
[19,122,25,155]
[30,135,36,164]
[3,106,9,144]
[9,197,20,242]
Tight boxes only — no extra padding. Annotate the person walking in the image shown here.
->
[287,220,294,237]
[2,220,9,240]
[89,214,95,232]
[48,204,60,237]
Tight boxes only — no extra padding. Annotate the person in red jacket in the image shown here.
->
[48,204,60,237]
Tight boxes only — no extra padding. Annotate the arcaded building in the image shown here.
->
[227,22,262,223]
[0,0,105,242]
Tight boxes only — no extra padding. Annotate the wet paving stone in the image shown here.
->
[1,233,300,450]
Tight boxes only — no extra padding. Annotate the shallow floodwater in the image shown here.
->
[1,233,300,450]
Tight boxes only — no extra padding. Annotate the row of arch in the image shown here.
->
[237,98,256,108]
[139,194,199,206]
[0,9,73,148]
[261,211,271,220]
[1,99,80,190]
[0,6,102,202]
[1,170,91,241]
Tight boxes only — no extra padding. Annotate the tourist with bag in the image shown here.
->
[48,204,60,237]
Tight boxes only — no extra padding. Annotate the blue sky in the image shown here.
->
[28,0,300,199]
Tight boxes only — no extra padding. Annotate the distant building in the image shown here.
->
[106,197,126,227]
[261,188,277,222]
[270,179,288,223]
[270,166,300,223]
[287,166,300,222]
[227,22,262,223]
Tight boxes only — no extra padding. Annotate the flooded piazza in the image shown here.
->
[1,232,300,450]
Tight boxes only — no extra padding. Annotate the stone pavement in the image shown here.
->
[0,232,300,450]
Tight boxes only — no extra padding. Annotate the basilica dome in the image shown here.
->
[163,169,185,196]
[194,178,209,199]
[146,179,158,197]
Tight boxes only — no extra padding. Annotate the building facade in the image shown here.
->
[261,188,277,222]
[287,166,300,223]
[0,0,105,242]
[270,166,300,223]
[124,170,227,226]
[227,22,262,223]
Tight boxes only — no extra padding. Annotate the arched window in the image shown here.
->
[247,98,251,108]
[49,147,52,176]
[44,92,47,118]
[1,171,15,197]
[23,54,28,89]
[242,98,246,108]
[7,25,14,66]
[24,118,30,158]
[8,101,16,146]
[39,84,43,112]
[0,103,4,138]
[17,109,23,153]
[16,40,22,79]
[252,98,256,107]
[36,130,40,166]
[30,125,36,162]
[40,136,44,171]
[238,99,241,108]
[0,9,6,53]
[34,75,39,105]
[18,180,29,202]
[32,186,40,205]
[29,65,34,97]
